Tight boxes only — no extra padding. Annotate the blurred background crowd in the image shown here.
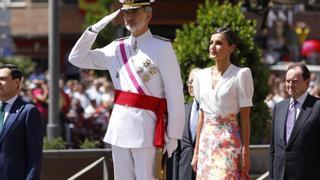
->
[255,3,320,65]
[19,69,115,148]
[17,59,320,149]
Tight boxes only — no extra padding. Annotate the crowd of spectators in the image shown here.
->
[255,3,320,65]
[265,71,320,110]
[21,64,320,148]
[17,63,320,148]
[19,69,114,149]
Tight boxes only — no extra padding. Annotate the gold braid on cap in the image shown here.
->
[124,0,134,3]
[122,2,150,8]
[122,0,155,3]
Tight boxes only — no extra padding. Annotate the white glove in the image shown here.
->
[162,136,178,158]
[91,9,121,32]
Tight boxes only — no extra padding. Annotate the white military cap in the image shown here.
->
[119,0,155,10]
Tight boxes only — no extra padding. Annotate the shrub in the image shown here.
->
[43,137,67,150]
[0,56,36,77]
[80,138,100,149]
[79,0,117,48]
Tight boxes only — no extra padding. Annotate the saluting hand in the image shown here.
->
[91,9,121,32]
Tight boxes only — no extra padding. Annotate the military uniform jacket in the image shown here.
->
[69,28,185,148]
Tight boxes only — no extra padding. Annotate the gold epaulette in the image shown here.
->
[153,35,171,42]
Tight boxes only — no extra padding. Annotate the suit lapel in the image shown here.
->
[279,99,290,146]
[0,97,25,143]
[287,94,315,146]
[184,103,193,144]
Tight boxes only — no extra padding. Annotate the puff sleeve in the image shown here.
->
[236,67,254,107]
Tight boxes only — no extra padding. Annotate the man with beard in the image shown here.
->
[68,1,185,179]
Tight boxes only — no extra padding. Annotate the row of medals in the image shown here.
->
[137,59,158,82]
[116,45,158,83]
[133,41,158,82]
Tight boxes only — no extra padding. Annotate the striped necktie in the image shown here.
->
[0,102,7,132]
[286,100,298,143]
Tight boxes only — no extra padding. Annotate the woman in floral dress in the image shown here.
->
[191,27,254,179]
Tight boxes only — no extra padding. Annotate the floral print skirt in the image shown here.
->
[196,114,242,180]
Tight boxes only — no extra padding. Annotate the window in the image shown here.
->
[0,0,26,7]
[32,0,47,2]
[0,0,26,3]
[62,0,78,4]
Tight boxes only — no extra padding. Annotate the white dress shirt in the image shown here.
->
[189,100,199,142]
[289,90,308,120]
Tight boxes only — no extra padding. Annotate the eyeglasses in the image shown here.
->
[186,80,193,86]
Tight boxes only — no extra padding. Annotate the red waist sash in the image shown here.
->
[114,89,167,148]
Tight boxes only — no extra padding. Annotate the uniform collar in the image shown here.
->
[129,29,152,46]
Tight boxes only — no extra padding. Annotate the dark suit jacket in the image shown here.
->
[178,103,196,180]
[0,97,43,180]
[269,94,320,180]
[167,103,196,180]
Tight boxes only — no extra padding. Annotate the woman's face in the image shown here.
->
[209,33,235,62]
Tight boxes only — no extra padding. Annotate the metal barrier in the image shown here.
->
[256,171,269,180]
[67,156,108,180]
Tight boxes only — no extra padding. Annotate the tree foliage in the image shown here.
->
[80,138,101,149]
[174,0,271,144]
[79,0,118,48]
[0,56,36,77]
[79,0,118,77]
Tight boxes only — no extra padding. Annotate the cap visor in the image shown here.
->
[121,6,143,11]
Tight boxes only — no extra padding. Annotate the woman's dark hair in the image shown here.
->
[213,27,240,66]
[0,64,23,80]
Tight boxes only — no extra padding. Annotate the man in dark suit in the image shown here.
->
[0,64,43,180]
[167,68,200,180]
[269,62,320,180]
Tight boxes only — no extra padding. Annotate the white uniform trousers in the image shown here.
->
[112,145,156,180]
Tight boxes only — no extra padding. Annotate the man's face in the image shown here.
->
[285,67,309,99]
[0,68,20,101]
[123,7,151,35]
[187,74,195,97]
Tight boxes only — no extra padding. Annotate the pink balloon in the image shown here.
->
[301,39,320,57]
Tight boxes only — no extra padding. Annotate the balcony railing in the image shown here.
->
[67,156,108,180]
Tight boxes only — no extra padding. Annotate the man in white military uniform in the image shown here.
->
[68,0,185,179]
